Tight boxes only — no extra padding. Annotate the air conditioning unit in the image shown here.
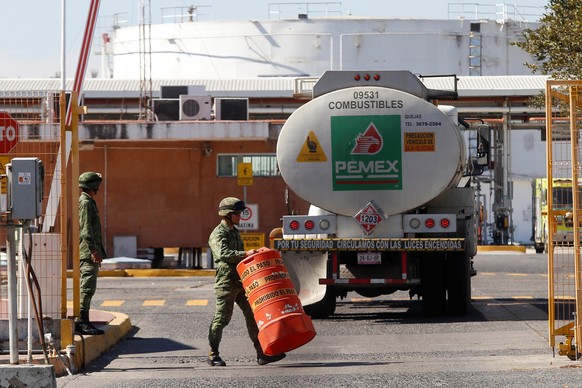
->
[152,99,180,121]
[214,98,249,120]
[179,95,212,120]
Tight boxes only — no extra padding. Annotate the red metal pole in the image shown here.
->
[66,0,101,126]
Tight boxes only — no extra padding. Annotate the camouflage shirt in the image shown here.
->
[79,192,106,261]
[208,220,246,287]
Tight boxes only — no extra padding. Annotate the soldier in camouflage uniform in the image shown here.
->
[207,197,286,366]
[76,172,106,335]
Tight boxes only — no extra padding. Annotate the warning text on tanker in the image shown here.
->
[404,132,435,152]
[274,238,464,251]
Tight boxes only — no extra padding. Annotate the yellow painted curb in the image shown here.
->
[69,310,133,374]
[67,268,216,278]
[477,245,526,253]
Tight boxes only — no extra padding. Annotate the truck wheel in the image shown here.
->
[446,252,471,315]
[534,244,544,254]
[420,255,446,315]
[304,288,336,319]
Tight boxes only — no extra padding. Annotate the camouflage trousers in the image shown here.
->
[208,284,262,357]
[80,259,100,314]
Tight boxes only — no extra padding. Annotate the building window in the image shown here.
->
[217,154,279,177]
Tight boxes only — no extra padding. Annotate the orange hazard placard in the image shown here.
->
[404,132,435,152]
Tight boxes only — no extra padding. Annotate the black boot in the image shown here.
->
[85,311,105,335]
[257,353,286,365]
[75,320,99,335]
[75,311,104,335]
[207,355,226,366]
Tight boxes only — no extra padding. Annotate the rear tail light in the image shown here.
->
[354,73,381,82]
[403,214,456,233]
[425,218,435,229]
[283,215,337,235]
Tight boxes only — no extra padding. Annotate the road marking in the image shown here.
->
[186,299,209,306]
[101,300,125,307]
[507,273,528,277]
[143,300,165,306]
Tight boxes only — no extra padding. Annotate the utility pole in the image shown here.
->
[139,0,153,120]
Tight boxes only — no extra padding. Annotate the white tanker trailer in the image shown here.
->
[272,70,490,317]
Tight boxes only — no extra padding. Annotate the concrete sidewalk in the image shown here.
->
[0,308,132,386]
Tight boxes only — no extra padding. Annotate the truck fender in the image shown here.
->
[280,250,328,306]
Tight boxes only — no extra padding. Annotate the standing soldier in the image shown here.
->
[207,197,286,366]
[76,172,106,335]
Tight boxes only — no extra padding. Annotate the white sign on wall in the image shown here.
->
[239,203,258,231]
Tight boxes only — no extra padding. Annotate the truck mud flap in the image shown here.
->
[280,251,328,306]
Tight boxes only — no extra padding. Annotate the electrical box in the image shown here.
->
[8,157,44,219]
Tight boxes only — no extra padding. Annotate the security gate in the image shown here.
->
[546,80,582,360]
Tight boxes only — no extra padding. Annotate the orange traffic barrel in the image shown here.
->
[237,247,316,355]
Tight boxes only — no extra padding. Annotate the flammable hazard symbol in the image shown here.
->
[354,201,385,235]
[296,130,327,162]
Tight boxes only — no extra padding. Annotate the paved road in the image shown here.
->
[57,251,582,387]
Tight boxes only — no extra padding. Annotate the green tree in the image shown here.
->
[515,0,582,79]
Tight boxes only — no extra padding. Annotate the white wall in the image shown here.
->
[509,129,546,244]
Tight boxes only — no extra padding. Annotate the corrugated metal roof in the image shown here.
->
[0,78,297,98]
[0,75,549,99]
[421,75,548,97]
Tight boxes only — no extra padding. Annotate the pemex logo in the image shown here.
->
[351,123,383,155]
[331,115,402,191]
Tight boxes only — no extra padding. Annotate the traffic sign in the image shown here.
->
[237,162,253,186]
[238,204,258,230]
[0,112,19,154]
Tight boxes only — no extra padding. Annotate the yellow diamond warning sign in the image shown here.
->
[296,131,327,162]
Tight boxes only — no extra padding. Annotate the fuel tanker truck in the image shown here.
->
[272,71,490,317]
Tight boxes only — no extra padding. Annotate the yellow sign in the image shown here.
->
[0,156,9,193]
[237,162,253,186]
[241,233,265,251]
[296,131,327,162]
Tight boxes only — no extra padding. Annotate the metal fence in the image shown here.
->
[546,80,582,360]
[0,90,65,322]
